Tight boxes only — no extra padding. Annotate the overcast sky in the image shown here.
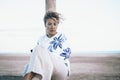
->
[0,0,120,53]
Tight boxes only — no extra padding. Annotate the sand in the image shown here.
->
[0,53,120,80]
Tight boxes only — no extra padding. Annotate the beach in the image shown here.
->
[0,53,120,80]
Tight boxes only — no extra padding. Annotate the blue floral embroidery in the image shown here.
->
[48,34,64,52]
[60,48,71,60]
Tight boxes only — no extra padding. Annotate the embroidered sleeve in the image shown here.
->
[48,34,65,52]
[48,33,71,60]
[60,47,71,60]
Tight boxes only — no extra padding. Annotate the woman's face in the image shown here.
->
[45,18,58,38]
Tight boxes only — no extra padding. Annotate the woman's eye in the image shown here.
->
[48,23,52,25]
[54,23,57,26]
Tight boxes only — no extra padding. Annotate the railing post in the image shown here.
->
[45,0,56,12]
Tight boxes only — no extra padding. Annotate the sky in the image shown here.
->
[0,0,120,54]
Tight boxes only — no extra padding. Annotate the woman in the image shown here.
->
[22,11,71,80]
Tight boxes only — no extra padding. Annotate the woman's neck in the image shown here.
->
[47,32,57,38]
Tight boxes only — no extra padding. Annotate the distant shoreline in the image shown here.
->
[0,52,120,57]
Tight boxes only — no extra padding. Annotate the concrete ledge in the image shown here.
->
[0,76,22,80]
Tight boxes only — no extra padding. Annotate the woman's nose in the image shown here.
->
[51,24,55,28]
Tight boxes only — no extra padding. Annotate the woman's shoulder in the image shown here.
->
[56,32,67,39]
[57,32,65,36]
[37,35,47,45]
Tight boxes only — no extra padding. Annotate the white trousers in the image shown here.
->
[24,45,69,80]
